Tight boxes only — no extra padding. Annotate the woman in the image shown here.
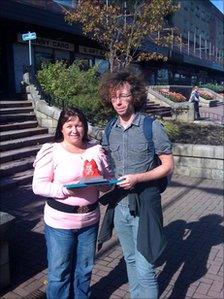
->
[32,107,112,299]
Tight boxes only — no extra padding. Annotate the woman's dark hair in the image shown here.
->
[99,68,147,112]
[54,107,89,142]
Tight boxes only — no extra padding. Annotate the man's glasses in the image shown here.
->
[111,94,132,102]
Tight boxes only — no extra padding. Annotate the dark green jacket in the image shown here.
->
[98,184,167,264]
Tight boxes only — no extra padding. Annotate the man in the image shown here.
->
[98,69,174,299]
[189,86,201,120]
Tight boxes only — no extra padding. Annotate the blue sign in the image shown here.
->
[22,32,37,41]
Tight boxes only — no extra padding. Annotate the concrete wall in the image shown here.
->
[23,75,61,133]
[173,143,223,181]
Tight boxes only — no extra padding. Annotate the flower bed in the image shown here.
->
[199,91,214,101]
[159,88,186,102]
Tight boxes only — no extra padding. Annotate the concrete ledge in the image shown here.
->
[173,143,223,181]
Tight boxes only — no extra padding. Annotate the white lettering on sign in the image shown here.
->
[79,46,105,57]
[18,35,74,51]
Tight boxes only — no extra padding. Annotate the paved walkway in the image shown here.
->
[1,175,223,299]
[200,103,224,124]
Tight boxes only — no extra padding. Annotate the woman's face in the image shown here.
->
[61,116,85,147]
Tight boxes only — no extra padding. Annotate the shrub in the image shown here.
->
[200,83,224,94]
[37,61,114,126]
[161,120,181,141]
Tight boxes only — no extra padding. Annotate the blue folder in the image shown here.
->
[64,178,123,189]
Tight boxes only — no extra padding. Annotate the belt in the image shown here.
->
[47,200,98,214]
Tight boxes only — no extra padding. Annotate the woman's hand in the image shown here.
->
[117,174,139,190]
[97,185,113,193]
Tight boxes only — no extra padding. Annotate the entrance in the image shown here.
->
[0,46,8,97]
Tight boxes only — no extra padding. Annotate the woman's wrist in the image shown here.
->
[62,186,69,197]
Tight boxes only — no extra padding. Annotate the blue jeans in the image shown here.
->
[114,203,158,299]
[45,223,99,299]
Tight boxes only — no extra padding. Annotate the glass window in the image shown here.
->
[55,50,70,64]
[35,52,54,70]
[53,0,77,8]
[73,57,93,70]
[157,69,169,85]
[94,59,109,74]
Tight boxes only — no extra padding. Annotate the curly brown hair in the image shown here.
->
[99,68,147,112]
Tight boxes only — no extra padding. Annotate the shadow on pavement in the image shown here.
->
[0,186,47,296]
[156,214,223,299]
[170,180,223,196]
[91,258,128,299]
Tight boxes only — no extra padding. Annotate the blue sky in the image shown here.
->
[210,0,224,13]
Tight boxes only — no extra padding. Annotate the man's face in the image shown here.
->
[110,82,134,118]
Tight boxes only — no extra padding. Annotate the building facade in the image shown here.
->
[141,0,224,86]
[0,0,108,95]
[0,0,223,96]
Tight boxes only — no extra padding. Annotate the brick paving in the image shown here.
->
[0,174,223,299]
[200,103,224,124]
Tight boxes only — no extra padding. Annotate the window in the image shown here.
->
[157,69,169,85]
[95,59,109,75]
[35,52,54,70]
[53,0,76,8]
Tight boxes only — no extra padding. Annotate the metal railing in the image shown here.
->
[200,111,224,125]
[149,29,224,67]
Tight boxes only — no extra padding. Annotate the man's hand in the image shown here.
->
[117,174,139,190]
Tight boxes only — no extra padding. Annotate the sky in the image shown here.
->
[210,0,224,13]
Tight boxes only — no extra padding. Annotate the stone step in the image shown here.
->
[146,105,163,109]
[0,107,34,114]
[148,110,172,117]
[0,127,48,141]
[0,169,34,191]
[0,145,42,163]
[0,94,26,101]
[0,157,35,177]
[0,121,38,132]
[146,103,160,107]
[0,134,53,152]
[0,113,36,123]
[0,101,32,108]
[146,109,172,116]
[154,107,172,112]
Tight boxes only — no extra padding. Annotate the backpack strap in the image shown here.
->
[103,117,117,146]
[143,115,168,193]
[142,115,155,144]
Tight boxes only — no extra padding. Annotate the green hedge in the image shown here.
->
[37,61,114,126]
[200,83,224,93]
